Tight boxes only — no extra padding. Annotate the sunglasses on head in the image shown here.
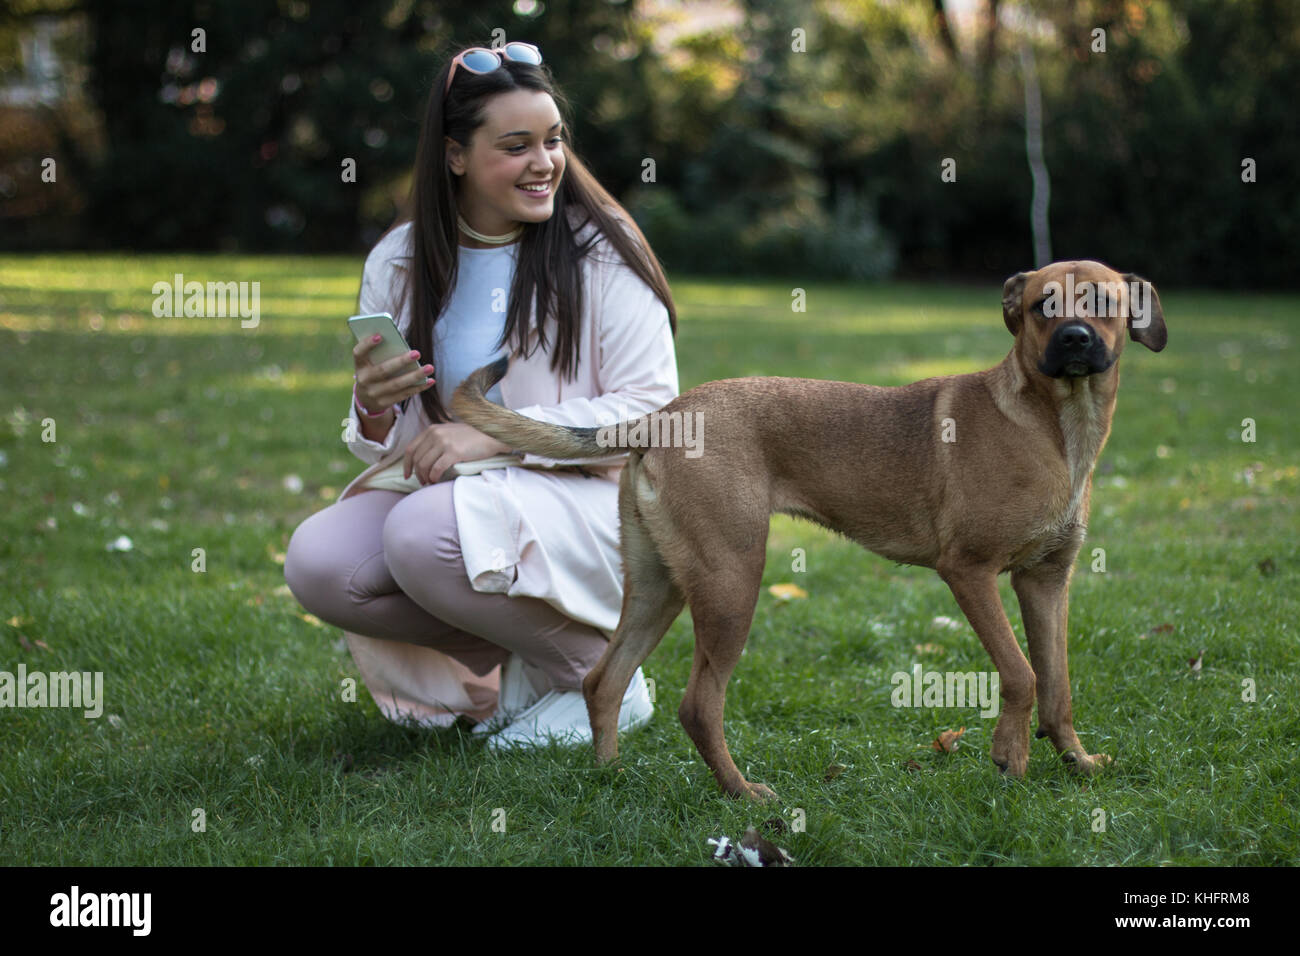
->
[444,42,543,96]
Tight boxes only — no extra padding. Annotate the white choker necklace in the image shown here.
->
[457,213,523,245]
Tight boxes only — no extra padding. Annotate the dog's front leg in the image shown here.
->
[1012,557,1113,775]
[937,561,1036,777]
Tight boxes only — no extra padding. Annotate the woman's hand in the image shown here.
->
[353,335,434,413]
[403,422,516,484]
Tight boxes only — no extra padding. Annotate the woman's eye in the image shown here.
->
[507,137,563,153]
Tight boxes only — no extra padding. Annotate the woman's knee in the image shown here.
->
[284,509,349,609]
[381,488,461,581]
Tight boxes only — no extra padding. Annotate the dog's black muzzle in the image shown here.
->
[1038,322,1115,378]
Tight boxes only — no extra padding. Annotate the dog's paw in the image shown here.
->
[737,781,780,803]
[992,757,1028,779]
[987,738,1029,780]
[590,731,620,765]
[991,749,1029,778]
[1061,750,1112,775]
[991,712,1032,778]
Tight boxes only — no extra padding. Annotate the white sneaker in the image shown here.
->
[470,653,544,736]
[485,667,653,751]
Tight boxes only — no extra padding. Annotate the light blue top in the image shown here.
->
[435,243,517,412]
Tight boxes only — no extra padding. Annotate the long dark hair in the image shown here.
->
[384,44,677,425]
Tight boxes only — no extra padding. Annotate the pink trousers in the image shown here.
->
[283,482,609,692]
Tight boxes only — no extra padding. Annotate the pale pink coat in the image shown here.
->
[335,215,679,727]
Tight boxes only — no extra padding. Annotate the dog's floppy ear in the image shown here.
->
[1123,273,1167,352]
[1002,271,1032,335]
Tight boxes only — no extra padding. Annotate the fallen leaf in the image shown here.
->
[768,583,808,602]
[823,763,847,781]
[914,642,946,655]
[1258,557,1276,577]
[933,727,966,753]
[299,613,326,628]
[1151,623,1174,634]
[1188,648,1205,672]
[904,759,923,772]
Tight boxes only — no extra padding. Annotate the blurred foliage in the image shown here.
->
[1,0,652,252]
[0,0,1296,285]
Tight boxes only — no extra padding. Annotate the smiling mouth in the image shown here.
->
[516,180,552,196]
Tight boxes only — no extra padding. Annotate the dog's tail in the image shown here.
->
[451,355,641,460]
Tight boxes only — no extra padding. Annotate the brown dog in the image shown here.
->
[452,260,1167,801]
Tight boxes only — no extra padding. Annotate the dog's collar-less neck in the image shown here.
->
[995,348,1117,479]
[1056,373,1116,521]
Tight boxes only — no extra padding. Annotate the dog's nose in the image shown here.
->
[1056,323,1095,351]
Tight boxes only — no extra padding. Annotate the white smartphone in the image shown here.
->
[348,312,422,379]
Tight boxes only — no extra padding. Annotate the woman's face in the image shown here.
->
[446,89,566,244]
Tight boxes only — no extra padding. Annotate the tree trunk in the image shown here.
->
[931,0,959,61]
[1019,40,1051,267]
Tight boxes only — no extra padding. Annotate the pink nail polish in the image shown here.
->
[372,334,382,342]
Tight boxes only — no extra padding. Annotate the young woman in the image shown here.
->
[284,41,680,750]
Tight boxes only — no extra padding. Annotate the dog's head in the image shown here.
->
[1002,260,1166,379]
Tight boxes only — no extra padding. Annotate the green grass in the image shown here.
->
[0,254,1296,865]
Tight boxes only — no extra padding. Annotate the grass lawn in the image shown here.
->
[0,254,1296,865]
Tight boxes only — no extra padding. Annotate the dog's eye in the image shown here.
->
[1031,299,1047,316]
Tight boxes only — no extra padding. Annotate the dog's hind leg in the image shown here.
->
[676,529,775,803]
[585,458,685,766]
